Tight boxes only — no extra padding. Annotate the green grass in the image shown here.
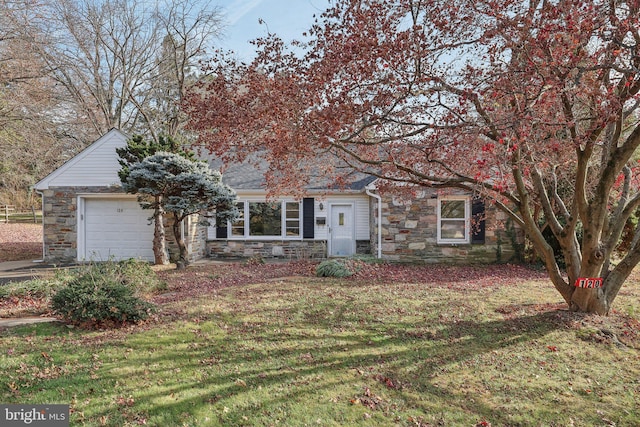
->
[1,270,639,426]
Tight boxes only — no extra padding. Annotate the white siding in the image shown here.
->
[210,192,371,241]
[314,194,370,240]
[354,196,371,240]
[35,129,128,190]
[313,198,329,239]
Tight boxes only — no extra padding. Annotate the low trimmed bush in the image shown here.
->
[316,259,354,278]
[51,260,158,328]
[90,258,167,295]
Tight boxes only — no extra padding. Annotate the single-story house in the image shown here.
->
[34,129,521,264]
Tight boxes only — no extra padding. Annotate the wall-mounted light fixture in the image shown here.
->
[319,202,324,211]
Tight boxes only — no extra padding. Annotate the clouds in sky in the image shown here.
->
[224,0,264,26]
[216,0,329,60]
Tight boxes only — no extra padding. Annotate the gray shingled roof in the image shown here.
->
[206,154,376,192]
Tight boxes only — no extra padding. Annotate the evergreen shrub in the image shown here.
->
[51,260,158,328]
[316,259,354,278]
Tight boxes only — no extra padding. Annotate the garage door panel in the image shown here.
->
[82,199,155,261]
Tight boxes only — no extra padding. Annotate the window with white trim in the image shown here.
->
[231,202,245,237]
[285,202,301,236]
[230,200,302,238]
[437,196,470,244]
[249,202,281,236]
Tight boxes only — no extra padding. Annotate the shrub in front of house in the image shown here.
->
[51,260,158,328]
[316,256,386,278]
[316,259,355,278]
[105,258,167,295]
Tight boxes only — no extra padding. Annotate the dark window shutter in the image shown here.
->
[471,198,485,244]
[216,215,228,239]
[303,198,315,239]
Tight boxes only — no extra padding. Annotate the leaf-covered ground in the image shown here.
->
[1,224,640,425]
[0,223,41,262]
[154,260,550,303]
[2,260,640,426]
[155,260,640,350]
[1,223,638,353]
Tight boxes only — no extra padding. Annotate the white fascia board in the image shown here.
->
[34,128,129,190]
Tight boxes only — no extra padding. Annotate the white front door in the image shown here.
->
[329,204,355,256]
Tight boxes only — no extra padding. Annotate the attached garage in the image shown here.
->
[78,197,155,262]
[34,129,209,263]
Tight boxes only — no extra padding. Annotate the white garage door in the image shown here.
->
[82,198,155,261]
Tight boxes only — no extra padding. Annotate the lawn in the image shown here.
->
[1,261,639,426]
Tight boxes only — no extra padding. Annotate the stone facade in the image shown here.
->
[40,186,207,264]
[41,185,520,265]
[163,214,208,264]
[370,190,522,264]
[207,239,327,259]
[185,217,208,262]
[356,239,372,255]
[40,186,120,262]
[207,239,371,260]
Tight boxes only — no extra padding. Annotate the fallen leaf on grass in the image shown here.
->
[373,374,400,389]
[299,352,314,362]
[116,396,135,407]
[350,386,385,410]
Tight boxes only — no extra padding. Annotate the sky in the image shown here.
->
[214,0,331,60]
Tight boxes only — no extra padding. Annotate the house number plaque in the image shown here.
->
[574,277,603,288]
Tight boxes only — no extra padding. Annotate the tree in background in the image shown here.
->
[0,0,86,208]
[0,0,224,206]
[121,152,237,268]
[117,134,195,265]
[17,0,223,141]
[186,0,640,314]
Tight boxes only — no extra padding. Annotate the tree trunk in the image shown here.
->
[528,224,611,315]
[152,201,169,265]
[172,213,189,270]
[569,287,608,315]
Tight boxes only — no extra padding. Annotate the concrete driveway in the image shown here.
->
[0,259,73,285]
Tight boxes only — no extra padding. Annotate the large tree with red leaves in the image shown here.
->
[185,0,640,314]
